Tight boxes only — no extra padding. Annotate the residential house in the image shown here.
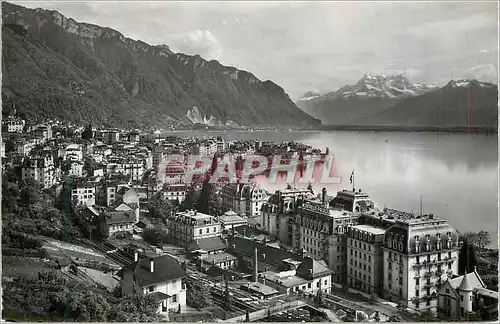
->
[119,254,187,316]
[437,268,498,321]
[259,256,333,296]
[69,178,96,206]
[101,210,136,237]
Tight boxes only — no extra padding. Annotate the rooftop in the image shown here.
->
[203,252,238,264]
[351,224,386,236]
[243,281,280,296]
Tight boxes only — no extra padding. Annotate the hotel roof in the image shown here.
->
[351,224,386,235]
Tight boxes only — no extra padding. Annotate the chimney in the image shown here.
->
[322,187,327,207]
[253,247,258,282]
[150,258,154,273]
[134,250,139,262]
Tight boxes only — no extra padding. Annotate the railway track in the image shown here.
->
[87,241,134,266]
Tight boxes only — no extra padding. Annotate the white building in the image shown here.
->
[2,117,25,133]
[119,254,187,316]
[21,153,59,189]
[64,144,83,161]
[165,210,222,248]
[71,180,96,206]
[382,211,460,314]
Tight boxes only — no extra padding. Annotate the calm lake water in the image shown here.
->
[164,130,498,242]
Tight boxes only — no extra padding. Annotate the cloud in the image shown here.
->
[170,29,222,60]
[462,64,498,82]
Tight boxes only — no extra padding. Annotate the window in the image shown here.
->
[416,278,420,285]
[213,227,216,232]
[446,289,450,293]
[148,285,155,292]
[416,256,420,264]
[364,243,366,250]
[416,290,419,297]
[461,296,464,302]
[199,229,202,234]
[206,228,209,234]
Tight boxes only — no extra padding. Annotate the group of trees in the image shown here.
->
[2,271,164,322]
[142,227,169,246]
[2,176,81,246]
[461,231,491,249]
[185,277,213,309]
[179,180,223,216]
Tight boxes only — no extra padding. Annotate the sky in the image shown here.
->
[14,0,499,100]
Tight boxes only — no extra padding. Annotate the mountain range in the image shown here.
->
[296,75,498,129]
[1,2,320,129]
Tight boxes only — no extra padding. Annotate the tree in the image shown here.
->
[462,232,479,247]
[181,186,199,211]
[82,124,93,140]
[185,278,212,309]
[112,294,163,322]
[19,178,41,206]
[196,180,222,216]
[148,193,175,219]
[143,227,169,246]
[477,231,491,249]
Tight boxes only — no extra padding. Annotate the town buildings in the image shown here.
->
[21,152,59,189]
[261,187,314,245]
[2,116,25,133]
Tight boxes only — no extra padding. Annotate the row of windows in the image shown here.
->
[349,239,372,251]
[350,250,371,261]
[350,260,372,272]
[110,223,132,230]
[415,252,452,264]
[349,270,372,283]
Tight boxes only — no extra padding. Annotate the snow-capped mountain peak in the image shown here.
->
[446,79,495,89]
[328,74,437,99]
[299,90,322,101]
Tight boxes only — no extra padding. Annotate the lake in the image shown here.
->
[163,130,498,242]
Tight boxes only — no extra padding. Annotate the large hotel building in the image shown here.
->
[258,187,461,314]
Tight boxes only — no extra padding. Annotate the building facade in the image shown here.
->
[381,211,460,314]
[165,210,222,248]
[346,224,385,296]
[221,182,269,218]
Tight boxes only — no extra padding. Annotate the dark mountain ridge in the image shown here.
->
[2,2,320,128]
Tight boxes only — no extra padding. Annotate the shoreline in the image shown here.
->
[158,125,497,134]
